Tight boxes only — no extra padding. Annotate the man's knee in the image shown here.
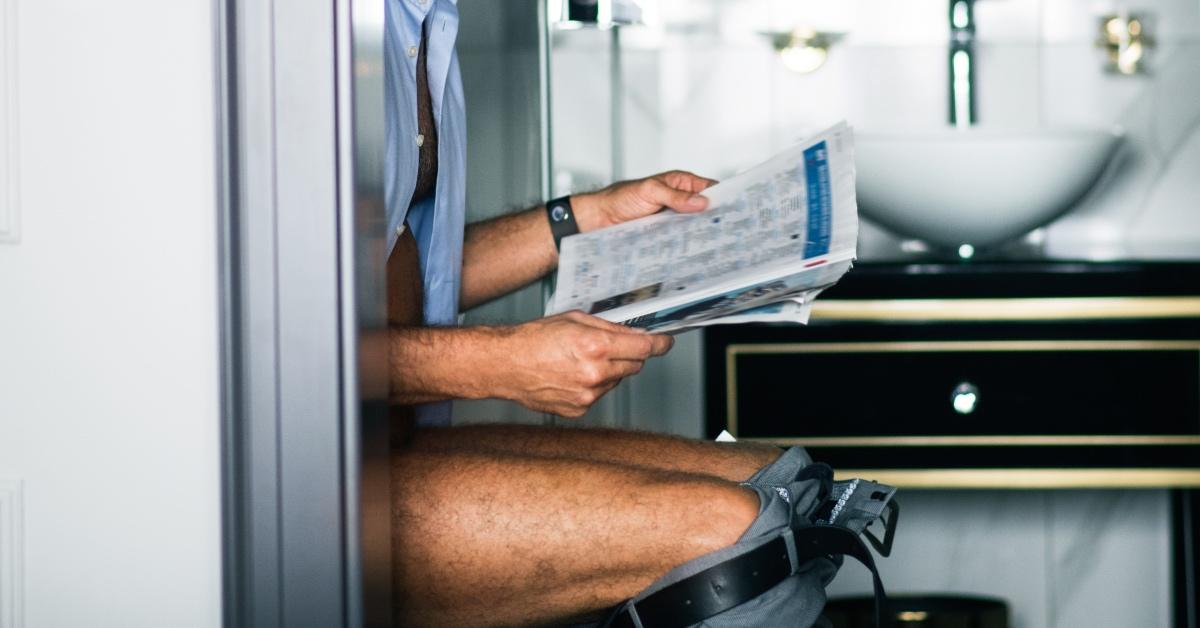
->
[656,474,761,557]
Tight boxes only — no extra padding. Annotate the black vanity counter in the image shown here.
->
[704,261,1200,488]
[814,260,1200,299]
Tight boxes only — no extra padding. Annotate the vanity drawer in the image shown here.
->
[710,334,1200,481]
[725,340,1200,439]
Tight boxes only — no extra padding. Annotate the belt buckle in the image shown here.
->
[862,500,899,557]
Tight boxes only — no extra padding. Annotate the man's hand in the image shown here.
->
[572,170,718,232]
[489,311,673,418]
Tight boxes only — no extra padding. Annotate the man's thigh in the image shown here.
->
[389,446,759,627]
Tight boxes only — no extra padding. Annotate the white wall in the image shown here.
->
[0,1,223,626]
[826,489,1173,628]
[551,0,1200,264]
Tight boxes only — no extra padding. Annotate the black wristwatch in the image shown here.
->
[546,195,580,250]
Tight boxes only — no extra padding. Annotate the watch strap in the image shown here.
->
[546,195,580,250]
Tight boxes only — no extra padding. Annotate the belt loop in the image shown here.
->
[781,528,800,576]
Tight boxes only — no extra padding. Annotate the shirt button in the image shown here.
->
[408,45,418,58]
[416,134,425,147]
[396,223,407,236]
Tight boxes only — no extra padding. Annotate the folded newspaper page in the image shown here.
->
[547,122,857,333]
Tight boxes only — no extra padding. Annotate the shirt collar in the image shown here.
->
[401,0,437,20]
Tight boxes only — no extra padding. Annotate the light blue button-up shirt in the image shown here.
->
[385,0,466,426]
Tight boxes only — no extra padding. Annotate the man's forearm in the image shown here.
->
[459,206,558,311]
[389,325,507,404]
[460,173,713,311]
[391,312,671,416]
[460,194,618,311]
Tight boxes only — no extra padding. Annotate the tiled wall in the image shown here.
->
[552,0,1200,261]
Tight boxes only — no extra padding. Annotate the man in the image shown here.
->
[385,2,785,625]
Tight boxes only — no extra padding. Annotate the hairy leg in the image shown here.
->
[408,424,782,483]
[391,447,761,627]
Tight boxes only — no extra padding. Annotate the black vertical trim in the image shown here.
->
[1175,489,1198,628]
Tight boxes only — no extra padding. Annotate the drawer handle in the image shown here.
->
[952,382,980,415]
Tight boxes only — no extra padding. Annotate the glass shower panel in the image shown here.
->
[455,0,554,425]
[548,7,727,435]
[549,25,642,428]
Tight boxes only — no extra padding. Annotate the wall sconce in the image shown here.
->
[1097,13,1154,75]
[764,27,844,74]
[549,0,644,29]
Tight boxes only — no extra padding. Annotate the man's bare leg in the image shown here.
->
[391,447,761,627]
[408,424,782,483]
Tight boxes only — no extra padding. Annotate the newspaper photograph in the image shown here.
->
[547,121,858,333]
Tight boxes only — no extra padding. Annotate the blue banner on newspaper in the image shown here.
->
[803,141,832,258]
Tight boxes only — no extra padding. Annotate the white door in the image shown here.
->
[0,1,224,626]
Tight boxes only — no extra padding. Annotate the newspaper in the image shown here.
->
[547,122,858,333]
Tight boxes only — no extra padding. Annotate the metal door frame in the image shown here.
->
[214,0,391,625]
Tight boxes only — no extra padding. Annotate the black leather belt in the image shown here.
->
[607,526,887,628]
[608,535,793,628]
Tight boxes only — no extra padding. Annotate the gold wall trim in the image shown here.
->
[725,339,1200,436]
[810,296,1200,322]
[833,468,1200,489]
[749,435,1200,447]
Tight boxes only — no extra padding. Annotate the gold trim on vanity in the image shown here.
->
[810,296,1200,322]
[727,339,1200,357]
[832,468,1200,489]
[750,435,1200,447]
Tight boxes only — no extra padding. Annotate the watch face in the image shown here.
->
[551,205,569,222]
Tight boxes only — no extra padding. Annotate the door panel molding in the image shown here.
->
[215,0,389,625]
[0,479,23,628]
[1,0,18,244]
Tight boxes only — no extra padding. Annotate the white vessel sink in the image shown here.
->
[856,128,1122,248]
